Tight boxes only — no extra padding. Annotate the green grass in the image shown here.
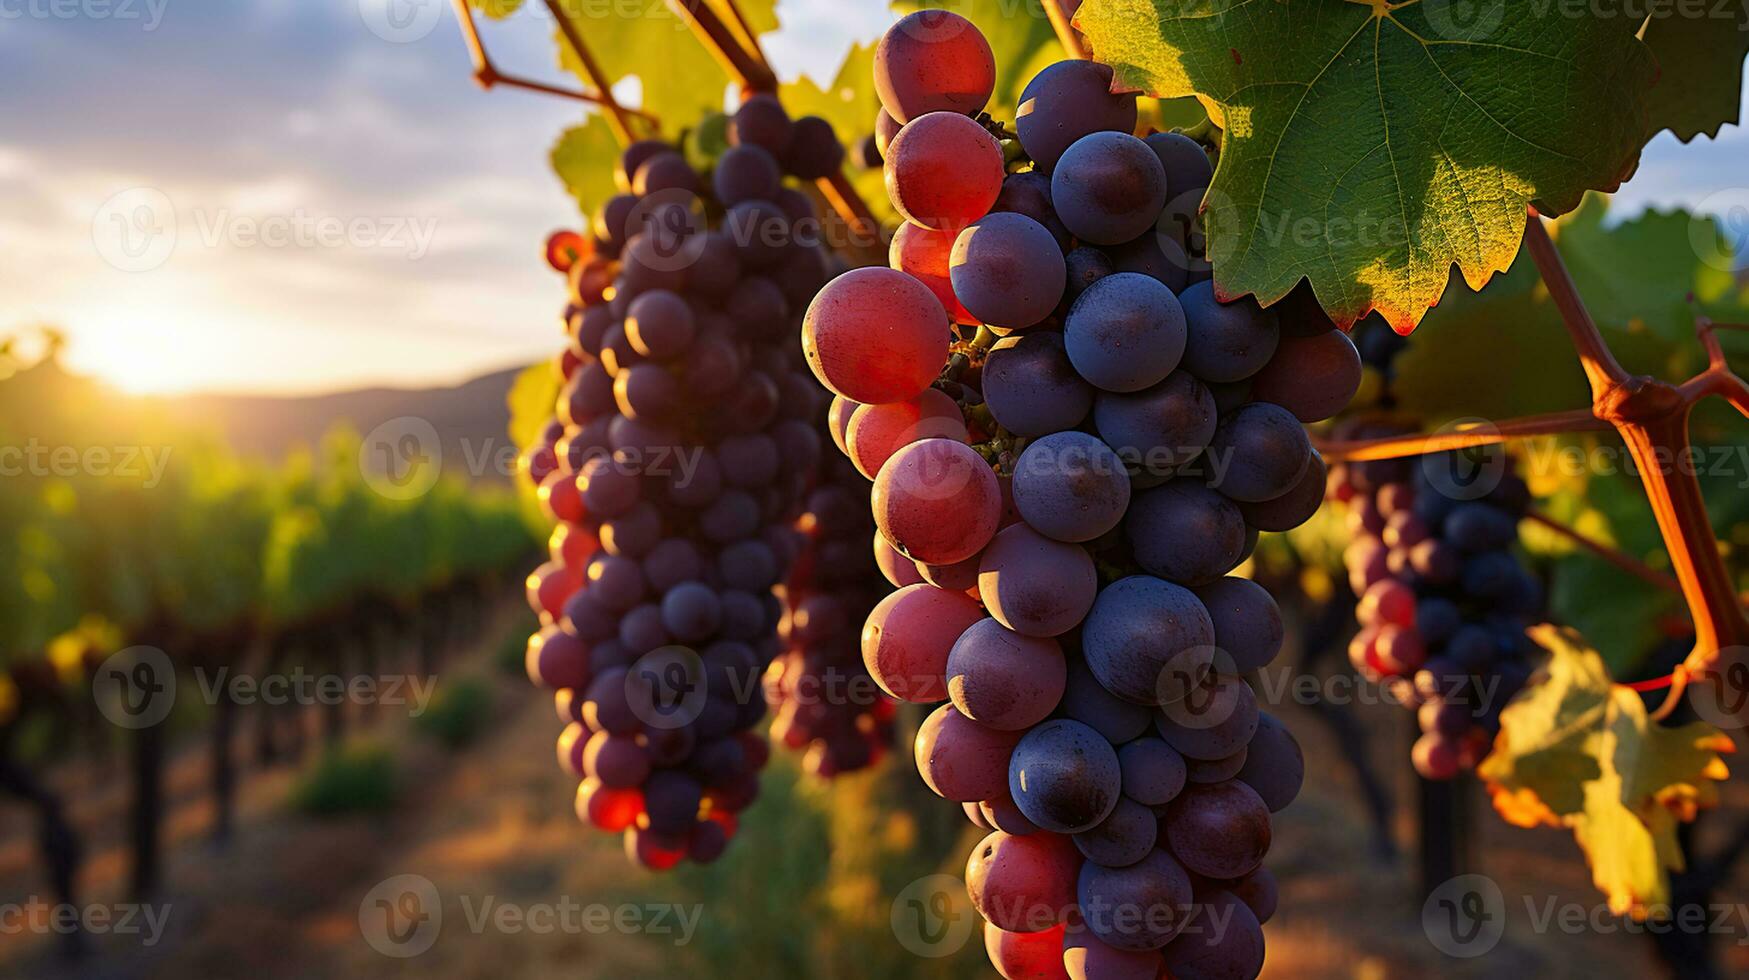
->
[289,740,400,815]
[412,677,495,750]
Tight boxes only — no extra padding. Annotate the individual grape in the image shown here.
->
[982,332,1096,438]
[614,140,672,194]
[613,363,681,421]
[862,583,985,702]
[827,395,859,456]
[1161,781,1272,880]
[1117,737,1187,806]
[1012,431,1132,543]
[873,438,1002,564]
[717,540,779,590]
[985,922,1070,980]
[980,789,1042,837]
[885,111,1005,230]
[874,107,902,157]
[1160,891,1265,980]
[1445,502,1519,552]
[540,468,586,523]
[721,201,791,271]
[890,221,978,325]
[528,560,583,624]
[803,267,950,405]
[576,778,643,833]
[845,387,968,479]
[1077,849,1195,950]
[1156,674,1259,761]
[526,625,588,690]
[1144,132,1212,201]
[873,531,926,588]
[950,212,1069,330]
[1186,749,1249,785]
[642,771,703,836]
[729,94,792,157]
[992,170,1072,251]
[712,144,782,206]
[1051,132,1168,246]
[1248,327,1362,423]
[918,549,980,589]
[1015,60,1138,173]
[632,152,700,197]
[1082,575,1217,705]
[1126,481,1248,586]
[1206,402,1313,503]
[1059,659,1154,744]
[661,582,724,643]
[1191,577,1284,673]
[1357,578,1416,629]
[1063,931,1162,980]
[966,831,1081,933]
[786,116,846,180]
[874,10,997,122]
[584,730,650,788]
[1178,282,1280,384]
[1064,273,1187,393]
[1064,247,1114,300]
[586,552,647,611]
[1227,868,1278,925]
[1105,228,1190,293]
[976,524,1099,637]
[917,703,1023,801]
[1073,797,1158,868]
[1238,449,1327,533]
[1234,713,1303,813]
[947,619,1067,730]
[618,603,671,654]
[1091,371,1216,477]
[1009,719,1122,834]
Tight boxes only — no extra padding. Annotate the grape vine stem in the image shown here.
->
[449,0,660,129]
[542,0,645,146]
[1522,214,1749,697]
[1045,0,1090,60]
[1522,509,1682,596]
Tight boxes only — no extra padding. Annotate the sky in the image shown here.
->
[0,1,1743,396]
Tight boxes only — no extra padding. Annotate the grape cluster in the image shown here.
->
[801,11,1363,977]
[766,451,898,778]
[1332,436,1541,780]
[521,101,849,869]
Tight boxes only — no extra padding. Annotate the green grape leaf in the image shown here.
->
[552,0,778,131]
[1478,626,1734,916]
[468,0,525,18]
[893,0,1061,121]
[782,42,879,140]
[508,361,562,454]
[1076,0,1659,331]
[1640,11,1749,142]
[551,116,622,219]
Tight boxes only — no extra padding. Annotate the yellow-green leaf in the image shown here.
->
[508,362,562,454]
[1076,0,1659,331]
[551,116,622,220]
[1479,626,1733,916]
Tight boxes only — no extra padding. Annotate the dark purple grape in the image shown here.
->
[1015,59,1138,173]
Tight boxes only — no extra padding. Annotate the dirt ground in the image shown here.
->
[2,616,1745,980]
